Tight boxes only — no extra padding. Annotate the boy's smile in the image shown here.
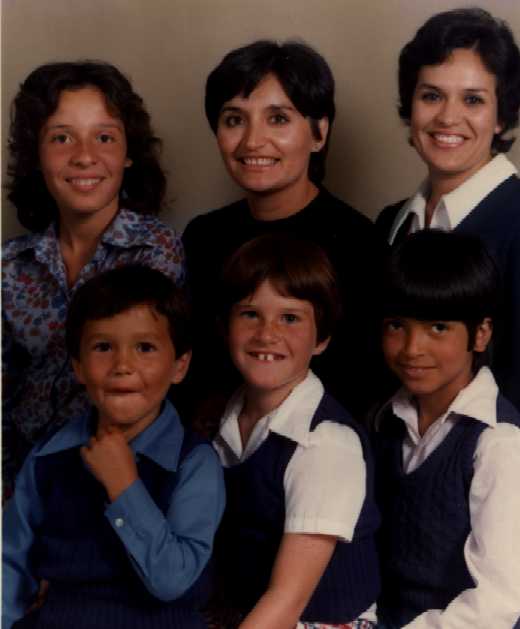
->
[382,316,491,424]
[228,279,329,411]
[73,304,190,441]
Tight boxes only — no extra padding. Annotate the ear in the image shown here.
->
[312,336,330,356]
[312,117,329,152]
[473,318,493,353]
[72,358,85,384]
[170,350,192,385]
[125,157,133,168]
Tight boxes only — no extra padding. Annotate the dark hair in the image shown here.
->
[66,265,191,360]
[7,61,166,232]
[219,233,340,343]
[398,7,520,152]
[205,39,335,184]
[381,230,500,368]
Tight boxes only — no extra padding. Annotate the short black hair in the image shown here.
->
[205,39,335,184]
[398,7,520,152]
[7,61,166,232]
[219,233,340,344]
[381,230,500,367]
[66,265,191,360]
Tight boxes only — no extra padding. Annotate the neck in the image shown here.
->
[426,155,494,221]
[247,179,319,221]
[238,385,294,448]
[416,388,460,437]
[58,206,118,286]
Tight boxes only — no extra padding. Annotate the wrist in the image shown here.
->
[106,472,138,502]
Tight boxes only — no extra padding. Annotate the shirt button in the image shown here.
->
[115,517,124,528]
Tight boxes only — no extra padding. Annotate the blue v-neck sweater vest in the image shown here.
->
[21,432,209,629]
[375,394,520,628]
[217,392,381,624]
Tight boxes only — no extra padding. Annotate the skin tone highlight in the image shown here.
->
[73,304,191,501]
[410,48,502,223]
[382,316,491,433]
[227,279,334,628]
[38,86,132,285]
[216,73,328,221]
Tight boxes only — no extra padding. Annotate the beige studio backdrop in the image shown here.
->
[2,0,520,240]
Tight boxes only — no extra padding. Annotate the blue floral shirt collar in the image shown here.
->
[35,399,184,472]
[4,209,157,259]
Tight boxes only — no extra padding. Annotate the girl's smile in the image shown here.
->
[228,279,329,413]
[38,86,132,224]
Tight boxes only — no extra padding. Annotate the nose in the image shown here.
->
[401,326,425,358]
[70,138,97,167]
[435,97,461,126]
[112,347,133,375]
[254,318,279,344]
[242,120,266,150]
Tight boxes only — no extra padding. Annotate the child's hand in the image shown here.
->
[80,426,138,502]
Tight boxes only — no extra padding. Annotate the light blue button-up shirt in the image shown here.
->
[2,400,225,628]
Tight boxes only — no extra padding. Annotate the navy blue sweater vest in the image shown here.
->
[217,392,381,623]
[24,429,209,629]
[375,394,520,628]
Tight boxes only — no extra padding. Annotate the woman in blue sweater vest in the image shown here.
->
[374,230,520,628]
[210,234,380,629]
[375,8,520,412]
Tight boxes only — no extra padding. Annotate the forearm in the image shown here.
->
[239,586,302,629]
[106,445,225,601]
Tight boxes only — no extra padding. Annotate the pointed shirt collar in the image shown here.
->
[388,154,517,243]
[377,366,499,434]
[217,370,324,460]
[35,399,184,472]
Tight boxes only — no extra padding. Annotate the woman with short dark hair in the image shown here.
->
[2,61,185,495]
[183,39,386,424]
[376,7,520,411]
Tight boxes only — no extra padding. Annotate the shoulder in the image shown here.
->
[375,199,407,237]
[2,232,40,262]
[179,433,223,475]
[183,200,246,239]
[124,211,181,245]
[314,188,374,231]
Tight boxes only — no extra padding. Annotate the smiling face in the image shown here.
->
[38,86,131,225]
[382,316,491,418]
[228,279,329,411]
[216,74,328,212]
[73,304,190,440]
[410,48,502,192]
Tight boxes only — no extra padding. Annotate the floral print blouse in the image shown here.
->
[2,209,185,490]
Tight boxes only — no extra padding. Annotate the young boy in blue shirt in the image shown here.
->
[374,230,520,628]
[2,265,225,629]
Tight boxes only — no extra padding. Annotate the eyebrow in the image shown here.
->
[417,81,491,93]
[42,122,124,131]
[220,103,296,114]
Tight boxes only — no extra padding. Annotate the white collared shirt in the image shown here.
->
[380,367,520,628]
[213,371,366,542]
[388,154,517,243]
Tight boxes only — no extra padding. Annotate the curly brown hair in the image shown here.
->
[7,61,167,232]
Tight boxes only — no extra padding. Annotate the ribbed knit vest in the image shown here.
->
[216,392,381,623]
[375,394,520,628]
[25,430,209,629]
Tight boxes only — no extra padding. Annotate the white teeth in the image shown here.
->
[70,178,102,186]
[242,157,277,166]
[257,353,275,361]
[433,134,464,145]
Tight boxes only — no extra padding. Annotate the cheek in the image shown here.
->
[216,129,238,155]
[381,334,400,360]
